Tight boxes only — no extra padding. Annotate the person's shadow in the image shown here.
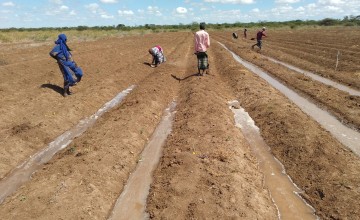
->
[41,83,64,96]
[171,73,200,82]
[143,62,152,67]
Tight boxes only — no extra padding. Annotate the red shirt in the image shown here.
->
[257,30,266,40]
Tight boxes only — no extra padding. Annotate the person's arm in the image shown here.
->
[206,33,210,48]
[49,46,65,60]
[66,52,73,61]
[194,33,199,53]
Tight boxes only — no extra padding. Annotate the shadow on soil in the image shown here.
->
[171,73,200,82]
[143,62,152,67]
[41,83,63,96]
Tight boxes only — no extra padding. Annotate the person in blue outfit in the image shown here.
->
[50,34,83,97]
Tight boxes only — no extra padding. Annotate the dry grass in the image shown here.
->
[0,29,156,44]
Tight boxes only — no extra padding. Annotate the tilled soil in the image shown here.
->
[0,29,360,219]
[261,27,360,89]
[213,31,360,131]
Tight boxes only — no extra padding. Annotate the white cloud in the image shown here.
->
[307,3,317,9]
[147,6,162,16]
[101,14,114,19]
[49,0,63,4]
[271,5,294,14]
[86,3,100,13]
[295,6,305,12]
[324,5,342,12]
[100,0,118,3]
[251,8,260,12]
[204,0,255,4]
[70,10,76,15]
[318,0,345,5]
[0,10,11,13]
[176,7,188,14]
[118,10,134,16]
[2,2,15,7]
[275,0,300,3]
[60,5,69,11]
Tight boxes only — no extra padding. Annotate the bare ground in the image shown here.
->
[0,28,360,219]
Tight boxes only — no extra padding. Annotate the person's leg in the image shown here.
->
[197,53,202,75]
[61,61,77,85]
[60,61,78,96]
[204,53,209,75]
[57,62,70,96]
[66,61,83,82]
[257,40,261,49]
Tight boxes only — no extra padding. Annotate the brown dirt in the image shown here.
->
[0,28,360,220]
[259,27,360,89]
[213,30,360,131]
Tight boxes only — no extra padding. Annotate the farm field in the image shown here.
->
[0,27,359,219]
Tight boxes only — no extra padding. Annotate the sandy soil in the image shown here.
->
[0,28,360,219]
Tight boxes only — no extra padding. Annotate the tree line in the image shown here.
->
[1,15,359,32]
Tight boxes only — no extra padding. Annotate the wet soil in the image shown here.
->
[0,28,360,219]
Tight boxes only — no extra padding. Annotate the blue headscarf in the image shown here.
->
[55,34,71,60]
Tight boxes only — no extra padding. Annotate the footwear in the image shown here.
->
[66,87,73,95]
[63,85,68,97]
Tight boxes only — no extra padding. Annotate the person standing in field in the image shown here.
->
[50,34,83,97]
[251,27,267,50]
[148,45,166,68]
[244,28,247,39]
[194,22,210,76]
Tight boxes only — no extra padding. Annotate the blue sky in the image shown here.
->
[1,0,359,28]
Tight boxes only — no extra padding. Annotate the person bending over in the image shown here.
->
[148,45,166,68]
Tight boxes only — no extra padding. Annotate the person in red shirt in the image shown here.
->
[194,22,210,76]
[251,27,267,50]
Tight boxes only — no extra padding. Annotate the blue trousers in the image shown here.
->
[57,60,83,87]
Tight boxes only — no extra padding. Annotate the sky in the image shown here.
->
[0,0,359,28]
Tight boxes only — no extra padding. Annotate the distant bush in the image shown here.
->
[319,18,339,26]
[344,22,356,26]
[1,14,359,43]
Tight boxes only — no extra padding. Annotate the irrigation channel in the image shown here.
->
[262,55,360,97]
[0,85,135,204]
[219,42,360,156]
[108,101,176,220]
[112,99,319,220]
[229,100,317,220]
